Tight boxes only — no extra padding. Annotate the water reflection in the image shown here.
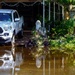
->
[0,50,15,75]
[0,44,75,75]
[36,57,42,68]
[35,54,46,75]
[0,46,23,75]
[30,48,75,75]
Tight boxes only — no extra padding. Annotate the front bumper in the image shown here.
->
[0,27,13,43]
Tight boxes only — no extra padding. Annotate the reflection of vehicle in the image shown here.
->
[0,9,24,43]
[0,50,15,75]
[0,50,14,69]
[0,50,23,75]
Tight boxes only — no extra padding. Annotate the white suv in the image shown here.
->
[0,9,24,43]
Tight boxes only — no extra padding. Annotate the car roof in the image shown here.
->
[0,9,16,13]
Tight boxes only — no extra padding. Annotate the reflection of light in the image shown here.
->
[15,52,23,66]
[61,57,64,68]
[38,47,42,51]
[66,16,69,20]
[54,57,55,75]
[66,11,69,20]
[37,40,43,46]
[74,15,75,19]
[11,35,15,55]
[35,54,39,57]
[36,57,42,68]
[36,34,39,38]
[49,61,50,75]
[43,56,45,75]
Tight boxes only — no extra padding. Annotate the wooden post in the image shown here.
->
[49,2,50,21]
[49,1,50,32]
[43,0,45,28]
[54,2,55,26]
[62,6,64,20]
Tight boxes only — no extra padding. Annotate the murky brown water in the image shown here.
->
[0,45,75,75]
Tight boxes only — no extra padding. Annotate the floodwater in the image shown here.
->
[0,44,75,75]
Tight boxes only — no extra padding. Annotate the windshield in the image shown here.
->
[0,13,12,22]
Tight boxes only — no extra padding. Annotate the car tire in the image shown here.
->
[18,27,23,39]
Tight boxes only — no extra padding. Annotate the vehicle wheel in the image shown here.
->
[18,29,23,39]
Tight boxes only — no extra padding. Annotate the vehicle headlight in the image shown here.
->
[9,26,12,30]
[4,26,12,31]
[4,26,8,31]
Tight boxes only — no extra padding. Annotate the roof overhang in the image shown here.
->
[2,0,41,2]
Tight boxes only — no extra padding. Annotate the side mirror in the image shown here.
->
[15,18,20,22]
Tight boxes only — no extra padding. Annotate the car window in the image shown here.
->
[0,13,12,22]
[13,11,19,21]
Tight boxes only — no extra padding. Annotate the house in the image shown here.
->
[0,0,64,30]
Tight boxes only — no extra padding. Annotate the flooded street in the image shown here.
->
[0,45,75,75]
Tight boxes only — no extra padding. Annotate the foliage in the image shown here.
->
[46,19,74,38]
[45,0,75,5]
[49,35,75,51]
[56,0,75,5]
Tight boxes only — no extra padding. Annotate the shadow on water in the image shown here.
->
[0,44,75,75]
